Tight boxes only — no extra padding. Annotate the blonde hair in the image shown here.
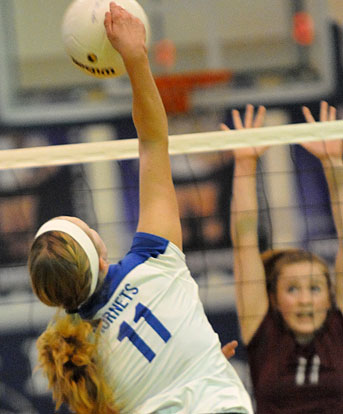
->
[29,231,119,414]
[37,314,119,414]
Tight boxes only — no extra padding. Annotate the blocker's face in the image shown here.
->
[275,261,331,343]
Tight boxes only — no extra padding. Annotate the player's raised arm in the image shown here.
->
[104,2,182,249]
[227,105,269,344]
[302,101,343,309]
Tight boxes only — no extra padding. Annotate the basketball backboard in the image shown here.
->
[0,0,336,126]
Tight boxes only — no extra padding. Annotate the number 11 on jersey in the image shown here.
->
[118,303,171,362]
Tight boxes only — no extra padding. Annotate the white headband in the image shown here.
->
[35,219,99,303]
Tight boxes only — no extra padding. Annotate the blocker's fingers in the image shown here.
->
[302,106,315,123]
[232,109,244,130]
[253,105,266,128]
[244,104,254,128]
[220,123,230,131]
[329,105,337,121]
[320,100,328,122]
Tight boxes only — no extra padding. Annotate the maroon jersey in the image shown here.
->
[247,308,343,413]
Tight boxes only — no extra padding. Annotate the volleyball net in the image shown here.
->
[0,118,342,412]
[1,119,343,317]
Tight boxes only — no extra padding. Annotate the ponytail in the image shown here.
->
[36,313,119,414]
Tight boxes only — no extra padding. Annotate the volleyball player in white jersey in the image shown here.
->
[28,3,253,414]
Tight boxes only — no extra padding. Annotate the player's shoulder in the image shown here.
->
[130,232,169,255]
[129,232,185,262]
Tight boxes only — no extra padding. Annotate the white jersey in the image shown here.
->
[79,232,253,414]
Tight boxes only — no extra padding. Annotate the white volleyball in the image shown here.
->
[61,0,150,78]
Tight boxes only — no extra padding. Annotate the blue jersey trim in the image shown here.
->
[79,232,169,319]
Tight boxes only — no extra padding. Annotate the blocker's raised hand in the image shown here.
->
[302,101,343,166]
[220,104,267,160]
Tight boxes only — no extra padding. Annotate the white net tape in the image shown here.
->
[1,120,343,169]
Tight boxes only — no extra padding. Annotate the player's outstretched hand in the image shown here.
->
[220,104,267,160]
[302,101,343,166]
[104,2,147,62]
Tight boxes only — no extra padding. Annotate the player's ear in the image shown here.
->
[99,256,108,273]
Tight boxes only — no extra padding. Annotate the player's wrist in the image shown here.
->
[234,157,258,173]
[122,45,148,68]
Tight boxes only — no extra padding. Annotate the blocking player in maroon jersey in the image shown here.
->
[223,101,343,413]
